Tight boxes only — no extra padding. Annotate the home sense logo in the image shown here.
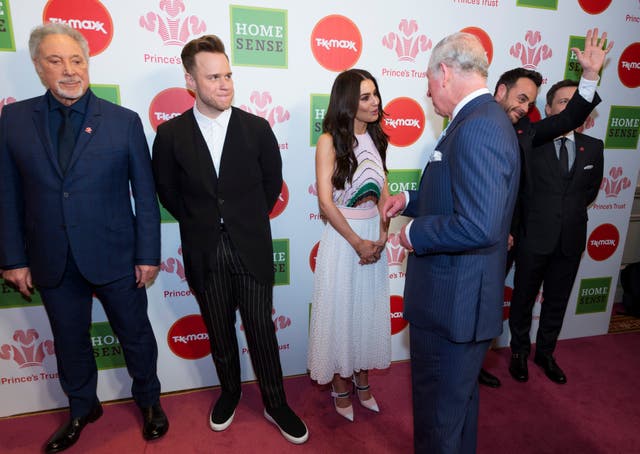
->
[605,106,640,149]
[91,322,126,370]
[0,0,15,51]
[168,314,210,360]
[0,279,42,309]
[576,277,611,314]
[230,5,287,68]
[618,42,640,89]
[43,0,113,56]
[148,87,195,131]
[382,97,425,147]
[578,0,612,14]
[564,35,605,82]
[273,239,290,286]
[587,223,619,262]
[387,169,421,195]
[516,0,558,10]
[311,15,362,72]
[90,84,120,104]
[309,94,329,146]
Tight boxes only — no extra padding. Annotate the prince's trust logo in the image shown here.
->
[382,19,432,63]
[0,329,54,369]
[139,0,206,46]
[510,30,553,70]
[239,91,290,128]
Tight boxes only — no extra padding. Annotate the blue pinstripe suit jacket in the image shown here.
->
[403,93,520,343]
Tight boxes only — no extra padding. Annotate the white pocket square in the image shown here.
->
[584,164,594,170]
[430,150,442,162]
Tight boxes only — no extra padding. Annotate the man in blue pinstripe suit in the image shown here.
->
[384,32,520,453]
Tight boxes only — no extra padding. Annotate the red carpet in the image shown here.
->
[2,332,639,453]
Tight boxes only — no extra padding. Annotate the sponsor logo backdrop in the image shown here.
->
[0,0,638,416]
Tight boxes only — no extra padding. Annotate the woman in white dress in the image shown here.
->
[308,69,391,422]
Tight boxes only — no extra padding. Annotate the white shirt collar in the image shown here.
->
[192,102,232,129]
[451,88,490,121]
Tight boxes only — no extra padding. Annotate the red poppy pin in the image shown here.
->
[517,130,523,134]
[85,127,92,134]
[579,146,585,152]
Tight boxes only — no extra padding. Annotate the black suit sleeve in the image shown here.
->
[152,123,182,221]
[531,90,601,147]
[586,139,604,206]
[257,119,283,211]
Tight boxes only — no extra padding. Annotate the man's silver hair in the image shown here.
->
[428,32,488,78]
[28,22,90,62]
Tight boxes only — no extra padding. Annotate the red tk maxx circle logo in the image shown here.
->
[310,15,362,72]
[503,286,513,321]
[149,88,195,131]
[390,295,408,335]
[167,314,210,360]
[587,223,619,261]
[577,0,612,15]
[527,105,542,123]
[269,181,289,219]
[460,26,493,65]
[382,97,425,147]
[309,241,320,273]
[618,42,640,89]
[43,0,114,56]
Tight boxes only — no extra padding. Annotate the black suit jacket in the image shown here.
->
[517,131,604,256]
[510,90,601,237]
[152,106,282,292]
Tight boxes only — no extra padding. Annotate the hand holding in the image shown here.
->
[355,239,382,265]
[573,27,613,80]
[399,225,413,252]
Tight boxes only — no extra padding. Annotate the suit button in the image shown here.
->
[63,192,70,198]
[218,199,224,205]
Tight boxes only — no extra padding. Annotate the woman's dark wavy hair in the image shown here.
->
[322,69,388,190]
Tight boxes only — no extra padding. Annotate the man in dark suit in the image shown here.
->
[383,32,520,453]
[497,29,612,384]
[0,23,168,452]
[481,27,612,388]
[508,78,605,385]
[152,35,308,444]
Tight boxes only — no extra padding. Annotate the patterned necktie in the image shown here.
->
[58,107,75,173]
[558,137,569,176]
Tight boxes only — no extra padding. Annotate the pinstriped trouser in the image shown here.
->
[195,230,287,410]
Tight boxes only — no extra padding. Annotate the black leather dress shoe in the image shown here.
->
[141,402,169,440]
[534,354,567,384]
[509,353,529,382]
[478,368,501,388]
[45,403,103,453]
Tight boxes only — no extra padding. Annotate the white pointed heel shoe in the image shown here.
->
[352,376,379,413]
[331,386,354,422]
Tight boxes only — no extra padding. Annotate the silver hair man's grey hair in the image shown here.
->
[28,22,90,62]
[428,32,488,78]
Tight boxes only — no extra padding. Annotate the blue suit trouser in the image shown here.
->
[39,251,161,418]
[410,325,491,454]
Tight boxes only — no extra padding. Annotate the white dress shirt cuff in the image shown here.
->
[578,76,598,103]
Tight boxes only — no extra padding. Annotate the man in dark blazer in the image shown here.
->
[508,79,605,385]
[152,35,308,444]
[498,29,612,384]
[383,32,520,453]
[482,27,612,388]
[0,23,168,452]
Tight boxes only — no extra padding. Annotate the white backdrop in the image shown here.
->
[1,0,639,417]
